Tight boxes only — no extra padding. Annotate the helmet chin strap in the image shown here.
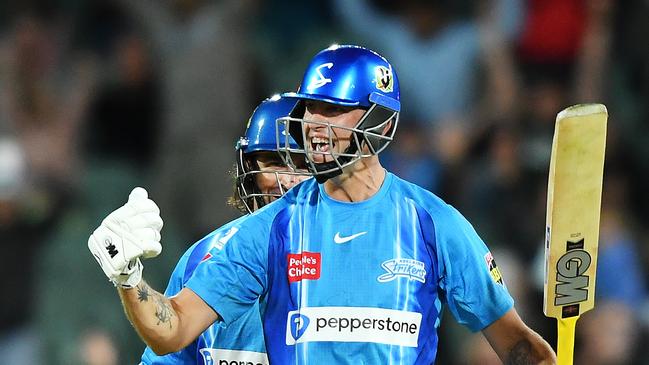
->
[313,159,348,183]
[312,133,361,184]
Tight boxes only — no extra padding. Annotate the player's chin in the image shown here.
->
[308,151,334,164]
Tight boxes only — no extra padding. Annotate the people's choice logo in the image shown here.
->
[377,258,426,283]
[285,307,422,347]
[199,349,268,365]
[306,63,334,90]
[287,252,321,282]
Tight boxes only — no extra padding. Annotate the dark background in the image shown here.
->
[0,0,646,364]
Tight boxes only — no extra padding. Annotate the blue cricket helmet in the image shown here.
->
[237,95,300,153]
[235,95,308,213]
[278,45,401,183]
[284,44,400,112]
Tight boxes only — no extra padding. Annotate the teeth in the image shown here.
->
[311,137,328,144]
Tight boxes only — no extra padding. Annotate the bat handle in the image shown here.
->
[557,316,579,365]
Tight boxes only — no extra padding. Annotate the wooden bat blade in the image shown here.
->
[543,103,607,320]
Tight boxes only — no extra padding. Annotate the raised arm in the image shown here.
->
[482,308,556,365]
[87,187,218,355]
[119,284,217,355]
[331,0,402,45]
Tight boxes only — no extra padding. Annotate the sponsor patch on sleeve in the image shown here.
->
[484,252,504,285]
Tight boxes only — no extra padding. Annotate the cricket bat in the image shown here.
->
[543,104,607,365]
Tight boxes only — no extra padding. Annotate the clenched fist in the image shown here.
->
[88,187,163,288]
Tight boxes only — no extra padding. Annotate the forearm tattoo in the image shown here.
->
[154,294,174,329]
[507,340,535,365]
[137,284,150,302]
[135,283,174,328]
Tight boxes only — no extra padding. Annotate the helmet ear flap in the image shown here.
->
[288,101,306,148]
[357,105,397,154]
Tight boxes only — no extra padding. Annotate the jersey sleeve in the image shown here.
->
[435,205,514,332]
[185,221,269,325]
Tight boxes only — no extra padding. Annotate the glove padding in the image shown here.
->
[88,187,163,288]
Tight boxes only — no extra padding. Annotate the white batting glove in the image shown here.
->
[88,187,163,288]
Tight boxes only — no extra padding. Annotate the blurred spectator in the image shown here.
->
[9,4,164,364]
[121,0,257,239]
[517,0,614,174]
[0,137,44,364]
[83,31,161,170]
[0,9,96,364]
[78,329,118,365]
[517,0,587,64]
[251,1,343,95]
[576,302,639,365]
[0,12,96,194]
[611,0,649,236]
[460,126,542,261]
[380,123,441,193]
[332,0,523,125]
[596,172,647,311]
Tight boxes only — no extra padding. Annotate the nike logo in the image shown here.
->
[334,231,367,244]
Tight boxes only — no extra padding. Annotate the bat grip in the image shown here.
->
[557,316,579,365]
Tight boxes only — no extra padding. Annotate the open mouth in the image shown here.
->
[310,136,334,154]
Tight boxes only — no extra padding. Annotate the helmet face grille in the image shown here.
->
[276,45,401,183]
[235,149,311,213]
[276,104,398,181]
[234,95,312,213]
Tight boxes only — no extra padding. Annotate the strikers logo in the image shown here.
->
[374,66,393,92]
[287,252,321,282]
[377,258,426,283]
[484,252,504,285]
[306,62,334,91]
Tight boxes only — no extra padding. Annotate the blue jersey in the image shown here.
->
[186,173,513,364]
[140,216,269,365]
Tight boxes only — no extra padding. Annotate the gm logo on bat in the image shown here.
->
[554,238,591,307]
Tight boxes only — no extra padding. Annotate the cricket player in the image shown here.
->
[137,95,310,364]
[89,45,555,364]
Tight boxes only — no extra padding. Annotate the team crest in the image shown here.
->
[484,252,504,285]
[374,66,393,92]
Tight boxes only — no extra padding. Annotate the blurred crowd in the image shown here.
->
[0,0,647,364]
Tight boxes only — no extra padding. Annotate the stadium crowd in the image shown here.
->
[0,0,647,364]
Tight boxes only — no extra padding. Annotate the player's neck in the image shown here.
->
[323,157,385,203]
